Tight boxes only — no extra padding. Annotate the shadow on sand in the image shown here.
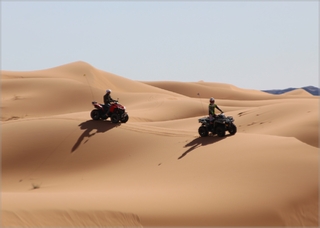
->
[71,120,120,153]
[178,134,232,159]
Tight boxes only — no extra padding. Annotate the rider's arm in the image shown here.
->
[217,105,224,113]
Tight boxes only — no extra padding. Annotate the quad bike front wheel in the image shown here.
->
[90,110,100,120]
[198,126,209,137]
[111,113,120,123]
[228,123,237,135]
[120,114,129,123]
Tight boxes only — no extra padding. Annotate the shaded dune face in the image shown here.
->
[2,210,142,227]
[1,61,318,227]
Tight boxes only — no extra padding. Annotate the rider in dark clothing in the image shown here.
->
[103,89,116,115]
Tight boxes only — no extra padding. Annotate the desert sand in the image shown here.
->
[1,61,318,227]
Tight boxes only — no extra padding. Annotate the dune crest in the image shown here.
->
[283,88,313,96]
[1,61,318,227]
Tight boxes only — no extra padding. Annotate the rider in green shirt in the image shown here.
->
[208,97,224,121]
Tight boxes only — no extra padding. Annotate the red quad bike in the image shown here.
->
[90,100,129,123]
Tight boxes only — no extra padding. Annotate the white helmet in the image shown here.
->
[209,97,215,103]
[106,89,111,94]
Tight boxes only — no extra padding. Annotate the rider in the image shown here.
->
[208,97,224,122]
[103,89,117,115]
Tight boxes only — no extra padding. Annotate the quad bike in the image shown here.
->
[198,113,237,137]
[90,100,129,123]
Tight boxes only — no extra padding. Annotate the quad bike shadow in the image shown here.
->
[71,120,120,153]
[178,134,231,159]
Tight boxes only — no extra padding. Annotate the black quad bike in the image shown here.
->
[198,113,237,137]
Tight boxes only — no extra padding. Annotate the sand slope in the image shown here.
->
[1,61,318,227]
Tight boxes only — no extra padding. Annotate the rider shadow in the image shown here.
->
[178,135,231,160]
[71,120,119,153]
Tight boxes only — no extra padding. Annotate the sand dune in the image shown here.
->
[143,80,314,100]
[1,61,318,227]
[283,88,313,96]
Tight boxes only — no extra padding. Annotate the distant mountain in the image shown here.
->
[262,86,320,96]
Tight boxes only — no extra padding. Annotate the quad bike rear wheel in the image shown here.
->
[90,110,100,120]
[216,125,226,137]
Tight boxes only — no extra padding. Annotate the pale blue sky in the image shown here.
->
[1,1,319,90]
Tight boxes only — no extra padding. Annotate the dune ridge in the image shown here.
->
[143,80,315,99]
[1,61,318,227]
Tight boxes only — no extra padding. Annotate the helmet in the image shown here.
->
[106,89,111,94]
[209,97,215,103]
